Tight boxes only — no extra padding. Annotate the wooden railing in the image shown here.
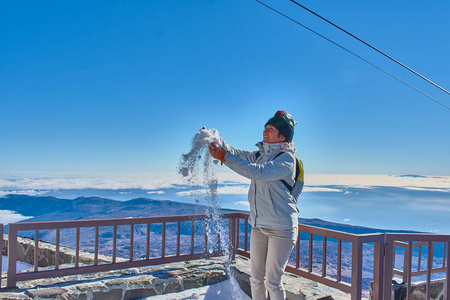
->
[385,234,450,300]
[393,240,447,281]
[233,214,384,300]
[3,213,450,299]
[6,213,238,289]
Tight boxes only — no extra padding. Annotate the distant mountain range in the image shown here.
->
[0,194,427,291]
[0,195,236,223]
[0,194,418,235]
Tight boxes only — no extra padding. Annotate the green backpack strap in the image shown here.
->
[276,154,304,195]
[296,157,304,184]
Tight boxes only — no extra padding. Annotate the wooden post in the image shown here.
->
[7,224,18,289]
[350,238,363,300]
[383,238,394,300]
[372,237,385,300]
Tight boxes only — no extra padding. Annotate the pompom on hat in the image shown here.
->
[265,110,297,142]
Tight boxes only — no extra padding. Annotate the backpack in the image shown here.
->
[254,151,304,203]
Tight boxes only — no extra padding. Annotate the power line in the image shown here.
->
[289,0,450,97]
[254,0,450,111]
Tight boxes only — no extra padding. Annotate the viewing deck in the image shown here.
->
[1,213,449,299]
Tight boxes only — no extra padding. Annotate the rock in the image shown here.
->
[123,288,157,300]
[126,275,153,286]
[92,288,123,300]
[162,279,182,294]
[103,278,128,287]
[286,290,307,300]
[25,287,67,299]
[182,275,206,290]
[0,293,31,299]
[60,292,88,300]
[205,271,227,285]
[371,278,447,300]
[153,282,165,294]
[75,282,108,293]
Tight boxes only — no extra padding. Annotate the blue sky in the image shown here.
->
[1,0,449,175]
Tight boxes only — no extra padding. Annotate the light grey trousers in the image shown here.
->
[250,226,298,300]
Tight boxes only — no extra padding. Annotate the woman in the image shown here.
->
[209,110,302,300]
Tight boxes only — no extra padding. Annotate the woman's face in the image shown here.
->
[263,125,286,143]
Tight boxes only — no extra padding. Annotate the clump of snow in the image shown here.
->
[2,256,33,272]
[195,128,221,147]
[178,128,221,182]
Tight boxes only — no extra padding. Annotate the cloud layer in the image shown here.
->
[1,172,449,233]
[1,172,449,197]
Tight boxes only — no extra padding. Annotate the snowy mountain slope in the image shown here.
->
[1,195,433,291]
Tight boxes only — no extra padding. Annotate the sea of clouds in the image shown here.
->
[1,171,449,196]
[1,171,449,233]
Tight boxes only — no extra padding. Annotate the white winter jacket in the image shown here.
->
[221,141,299,230]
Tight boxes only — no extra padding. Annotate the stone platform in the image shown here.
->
[0,255,351,300]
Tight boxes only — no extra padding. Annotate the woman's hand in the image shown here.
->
[208,142,226,165]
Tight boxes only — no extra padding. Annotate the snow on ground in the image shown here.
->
[2,256,33,272]
[140,278,251,300]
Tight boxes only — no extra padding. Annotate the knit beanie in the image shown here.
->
[265,110,297,142]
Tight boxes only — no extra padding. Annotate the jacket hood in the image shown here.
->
[256,141,296,155]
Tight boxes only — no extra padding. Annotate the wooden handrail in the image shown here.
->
[5,214,240,289]
[3,213,450,299]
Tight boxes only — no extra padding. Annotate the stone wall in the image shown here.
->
[2,236,119,267]
[0,257,231,299]
[0,237,352,299]
[393,279,446,300]
[0,254,353,300]
[370,279,446,300]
